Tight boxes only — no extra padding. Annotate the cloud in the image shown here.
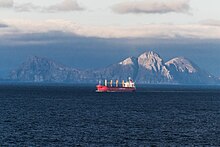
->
[0,0,13,8]
[1,0,83,12]
[112,0,190,14]
[46,0,84,12]
[14,3,41,12]
[200,19,220,27]
[2,19,220,39]
[0,23,8,28]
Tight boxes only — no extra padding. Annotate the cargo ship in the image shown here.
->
[96,77,136,92]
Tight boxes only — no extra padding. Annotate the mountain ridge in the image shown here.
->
[9,51,220,84]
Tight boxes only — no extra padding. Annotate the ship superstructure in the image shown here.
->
[96,77,136,92]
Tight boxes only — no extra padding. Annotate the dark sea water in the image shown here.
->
[0,84,220,146]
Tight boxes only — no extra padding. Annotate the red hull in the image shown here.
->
[96,85,136,92]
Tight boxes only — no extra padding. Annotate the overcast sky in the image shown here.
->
[0,0,220,77]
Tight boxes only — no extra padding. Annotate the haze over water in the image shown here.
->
[0,84,220,146]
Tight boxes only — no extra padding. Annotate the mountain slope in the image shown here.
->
[10,56,84,83]
[165,57,217,84]
[94,56,139,81]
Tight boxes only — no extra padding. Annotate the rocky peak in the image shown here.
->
[27,56,59,66]
[138,51,164,71]
[22,56,70,72]
[119,56,138,66]
[10,56,82,82]
[166,57,198,73]
[136,51,172,81]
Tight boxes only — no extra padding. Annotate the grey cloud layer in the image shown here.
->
[0,0,13,8]
[0,0,83,12]
[46,0,83,12]
[14,3,41,12]
[112,0,190,14]
[200,20,220,27]
[0,23,8,28]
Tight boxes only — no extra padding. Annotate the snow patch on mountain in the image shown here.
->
[166,57,197,73]
[138,51,162,71]
[138,51,172,80]
[119,57,137,66]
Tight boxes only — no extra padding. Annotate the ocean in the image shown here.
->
[0,84,220,146]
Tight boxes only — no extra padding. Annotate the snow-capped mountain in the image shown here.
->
[165,57,217,84]
[9,51,220,84]
[136,51,172,83]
